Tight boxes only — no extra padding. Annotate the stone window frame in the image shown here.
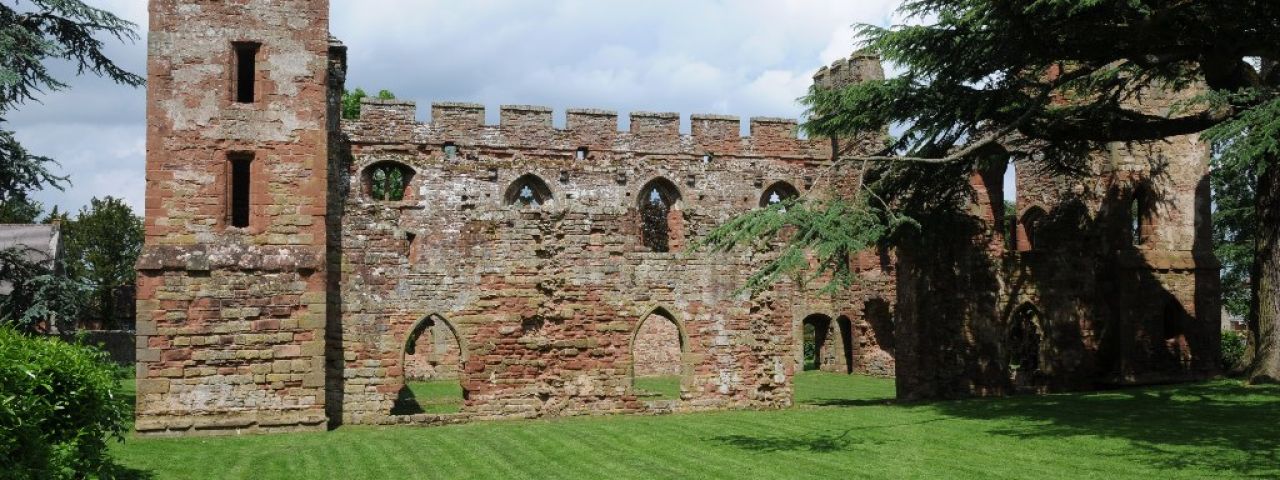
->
[1130,182,1157,247]
[503,173,554,208]
[230,41,262,105]
[360,159,417,203]
[759,180,800,209]
[636,176,684,253]
[1017,206,1048,252]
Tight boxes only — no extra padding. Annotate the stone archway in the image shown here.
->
[393,313,467,415]
[630,307,689,400]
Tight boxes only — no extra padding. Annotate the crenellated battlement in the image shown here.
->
[350,99,855,158]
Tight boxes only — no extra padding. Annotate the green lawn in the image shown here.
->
[112,372,1280,479]
[392,379,465,415]
[634,375,681,400]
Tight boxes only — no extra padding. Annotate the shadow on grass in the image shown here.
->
[390,385,424,416]
[927,381,1280,476]
[710,419,943,453]
[801,398,896,407]
[104,462,156,480]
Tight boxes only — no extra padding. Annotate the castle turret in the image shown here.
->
[136,0,337,434]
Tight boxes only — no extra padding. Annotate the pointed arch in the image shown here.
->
[629,307,690,393]
[1007,303,1044,383]
[504,173,553,207]
[759,181,799,208]
[403,313,466,361]
[637,177,684,252]
[393,313,468,416]
[1018,206,1047,252]
[801,314,833,371]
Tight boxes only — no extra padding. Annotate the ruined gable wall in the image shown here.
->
[135,0,333,435]
[335,99,895,424]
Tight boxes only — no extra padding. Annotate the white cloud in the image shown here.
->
[8,0,904,216]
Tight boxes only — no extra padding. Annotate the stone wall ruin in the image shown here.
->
[136,0,1219,435]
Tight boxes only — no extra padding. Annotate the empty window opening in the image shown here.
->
[504,174,553,207]
[1131,185,1154,246]
[638,178,682,252]
[233,42,260,104]
[760,181,800,209]
[1007,304,1043,387]
[575,147,588,161]
[443,142,458,159]
[864,298,895,355]
[395,314,466,415]
[364,162,414,202]
[405,232,417,262]
[631,309,684,401]
[1162,301,1185,341]
[801,314,832,371]
[228,153,252,228]
[701,153,714,164]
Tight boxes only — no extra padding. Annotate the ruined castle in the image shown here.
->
[135,0,1220,435]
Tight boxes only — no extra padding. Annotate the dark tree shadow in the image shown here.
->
[930,381,1280,476]
[390,385,424,416]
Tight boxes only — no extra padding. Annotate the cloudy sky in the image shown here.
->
[11,0,920,215]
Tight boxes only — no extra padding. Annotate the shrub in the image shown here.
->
[0,326,129,479]
[1221,330,1248,373]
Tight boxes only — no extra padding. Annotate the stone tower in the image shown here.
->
[135,0,339,434]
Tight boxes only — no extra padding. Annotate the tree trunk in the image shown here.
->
[1248,165,1280,383]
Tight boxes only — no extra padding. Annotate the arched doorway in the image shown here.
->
[630,308,687,400]
[393,314,467,415]
[1007,304,1043,389]
[801,314,833,371]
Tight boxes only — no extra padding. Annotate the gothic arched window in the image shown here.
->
[504,174,553,207]
[760,181,799,209]
[638,178,682,252]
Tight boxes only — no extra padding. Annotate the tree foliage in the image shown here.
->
[705,0,1280,381]
[60,197,143,328]
[0,196,42,223]
[342,88,396,120]
[0,0,142,335]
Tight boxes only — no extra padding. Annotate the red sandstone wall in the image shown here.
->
[135,0,333,435]
[335,98,888,424]
[633,315,681,377]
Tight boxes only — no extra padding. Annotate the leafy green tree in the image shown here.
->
[707,1,1280,383]
[61,197,143,329]
[1214,150,1257,321]
[342,88,396,119]
[0,0,142,333]
[0,197,42,223]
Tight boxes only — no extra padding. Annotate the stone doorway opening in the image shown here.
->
[1007,304,1043,390]
[801,314,833,371]
[393,314,466,415]
[630,308,688,401]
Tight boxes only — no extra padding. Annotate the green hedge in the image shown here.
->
[0,326,128,479]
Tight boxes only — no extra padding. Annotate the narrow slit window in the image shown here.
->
[233,42,260,104]
[229,154,252,228]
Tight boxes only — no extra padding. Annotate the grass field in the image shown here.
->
[112,372,1279,479]
[634,375,681,400]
